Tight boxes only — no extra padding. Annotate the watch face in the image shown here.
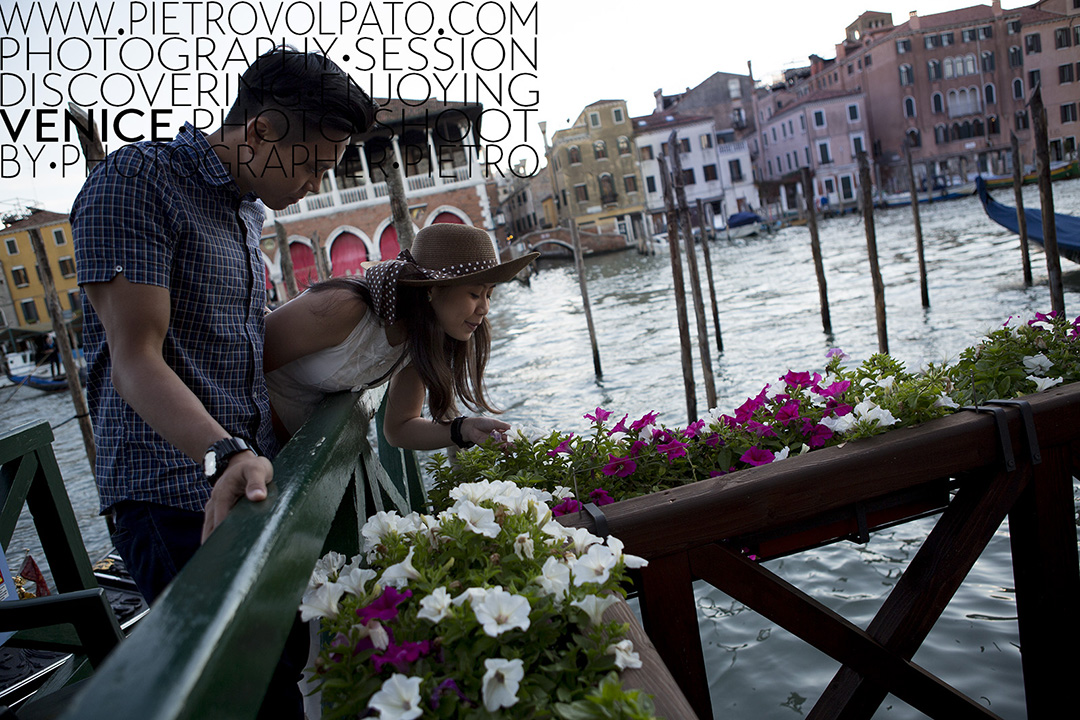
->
[204,450,217,478]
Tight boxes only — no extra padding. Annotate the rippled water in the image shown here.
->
[4,179,1078,718]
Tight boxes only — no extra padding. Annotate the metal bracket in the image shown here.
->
[960,404,1016,472]
[851,501,870,544]
[985,399,1041,465]
[580,502,610,538]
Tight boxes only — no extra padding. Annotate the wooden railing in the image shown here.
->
[54,390,423,720]
[562,383,1080,719]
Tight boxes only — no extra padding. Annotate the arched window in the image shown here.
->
[907,128,921,148]
[928,60,942,81]
[944,57,956,78]
[981,51,995,72]
[598,173,617,204]
[617,136,631,155]
[985,83,996,104]
[988,115,1000,134]
[568,145,581,164]
[1013,78,1024,99]
[935,124,948,144]
[904,96,917,118]
[961,121,973,139]
[899,64,914,85]
[964,54,977,75]
[593,141,608,160]
[932,92,945,114]
[973,119,985,137]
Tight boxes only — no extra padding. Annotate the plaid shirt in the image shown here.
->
[73,123,279,514]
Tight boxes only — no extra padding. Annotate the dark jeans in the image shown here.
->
[111,501,307,720]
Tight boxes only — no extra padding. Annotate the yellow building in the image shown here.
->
[0,210,80,333]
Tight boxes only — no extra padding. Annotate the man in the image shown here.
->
[72,47,373,716]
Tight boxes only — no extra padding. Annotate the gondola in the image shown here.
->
[974,177,1080,265]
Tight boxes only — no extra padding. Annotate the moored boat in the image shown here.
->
[974,176,1080,264]
[877,180,976,208]
[980,159,1080,189]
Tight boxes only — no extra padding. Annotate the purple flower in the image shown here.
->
[774,400,801,426]
[546,433,574,457]
[826,399,853,416]
[1028,311,1058,325]
[807,423,834,448]
[816,379,851,398]
[783,370,813,389]
[589,488,615,506]
[709,469,726,478]
[629,411,659,432]
[683,419,707,438]
[431,678,471,710]
[356,586,412,625]
[608,414,630,435]
[826,347,847,359]
[704,433,722,448]
[744,420,776,437]
[372,638,431,673]
[628,440,649,457]
[740,446,775,466]
[734,390,767,423]
[584,407,613,423]
[552,497,582,517]
[656,438,688,461]
[602,454,637,478]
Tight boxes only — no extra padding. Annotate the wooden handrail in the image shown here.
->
[57,390,419,720]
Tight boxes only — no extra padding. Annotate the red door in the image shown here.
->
[289,242,317,290]
[330,233,368,276]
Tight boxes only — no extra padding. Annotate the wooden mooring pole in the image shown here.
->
[1031,86,1065,316]
[904,141,930,308]
[28,228,95,472]
[570,220,603,379]
[695,199,723,353]
[669,135,716,411]
[386,160,416,252]
[1010,132,1033,287]
[658,155,697,423]
[800,167,832,335]
[857,151,888,354]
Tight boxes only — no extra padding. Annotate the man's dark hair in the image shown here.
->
[226,47,374,143]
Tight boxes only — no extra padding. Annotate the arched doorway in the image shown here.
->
[289,242,318,290]
[379,225,400,261]
[330,233,369,276]
[431,211,466,224]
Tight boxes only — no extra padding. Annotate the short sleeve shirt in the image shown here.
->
[72,123,280,514]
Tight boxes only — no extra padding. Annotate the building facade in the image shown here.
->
[549,100,647,241]
[0,210,80,332]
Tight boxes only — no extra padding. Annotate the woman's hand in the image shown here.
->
[462,416,512,445]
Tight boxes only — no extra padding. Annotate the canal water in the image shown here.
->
[3,179,1078,717]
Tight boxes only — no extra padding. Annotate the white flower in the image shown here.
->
[451,586,490,607]
[513,533,535,560]
[854,400,897,428]
[454,500,502,538]
[337,567,377,597]
[820,413,856,434]
[933,393,959,409]
[534,556,572,600]
[369,673,423,720]
[552,485,575,500]
[310,552,346,588]
[564,527,604,556]
[605,536,648,569]
[1023,354,1053,376]
[351,619,390,650]
[417,586,453,623]
[380,547,420,588]
[1028,375,1063,392]
[298,581,344,621]
[572,544,618,586]
[607,639,643,670]
[362,511,403,552]
[774,446,791,462]
[482,658,524,712]
[473,588,531,636]
[877,375,895,390]
[571,594,619,625]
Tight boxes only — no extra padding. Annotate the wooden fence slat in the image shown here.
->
[1008,444,1080,718]
[810,463,1031,719]
[637,552,712,719]
[688,544,1002,720]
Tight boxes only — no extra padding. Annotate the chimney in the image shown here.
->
[908,10,920,30]
[992,0,1002,15]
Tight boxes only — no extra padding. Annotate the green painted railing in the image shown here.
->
[51,389,424,720]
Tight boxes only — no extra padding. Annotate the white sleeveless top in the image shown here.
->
[266,310,407,434]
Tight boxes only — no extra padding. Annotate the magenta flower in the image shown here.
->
[588,488,615,506]
[356,586,412,625]
[656,438,688,461]
[546,433,575,457]
[826,347,847,359]
[708,469,726,478]
[584,407,613,423]
[1028,311,1057,325]
[431,678,471,710]
[552,497,582,516]
[602,454,637,478]
[628,440,649,457]
[608,414,630,435]
[684,419,707,438]
[372,638,431,673]
[734,390,767,423]
[740,446,775,466]
[704,433,722,448]
[744,420,776,437]
[629,411,659,432]
[826,399,853,416]
[808,423,834,448]
[783,370,813,389]
[816,379,851,398]
[774,400,801,426]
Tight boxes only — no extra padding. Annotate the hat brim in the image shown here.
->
[366,252,540,286]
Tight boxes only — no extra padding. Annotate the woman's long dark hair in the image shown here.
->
[308,276,497,421]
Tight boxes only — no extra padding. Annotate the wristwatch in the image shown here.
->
[203,437,255,485]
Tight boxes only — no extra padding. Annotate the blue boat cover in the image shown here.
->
[727,212,763,228]
[975,178,1080,264]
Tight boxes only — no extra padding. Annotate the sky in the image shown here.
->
[0,0,1029,214]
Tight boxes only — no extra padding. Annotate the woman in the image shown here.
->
[264,223,538,450]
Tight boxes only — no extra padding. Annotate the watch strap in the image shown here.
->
[450,417,474,449]
[205,437,255,485]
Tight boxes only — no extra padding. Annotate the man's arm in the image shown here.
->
[83,274,273,541]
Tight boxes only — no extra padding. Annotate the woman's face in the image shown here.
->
[429,283,495,341]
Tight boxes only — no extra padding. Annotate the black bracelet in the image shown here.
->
[450,416,474,449]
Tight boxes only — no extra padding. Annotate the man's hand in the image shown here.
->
[463,417,512,445]
[201,452,274,542]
